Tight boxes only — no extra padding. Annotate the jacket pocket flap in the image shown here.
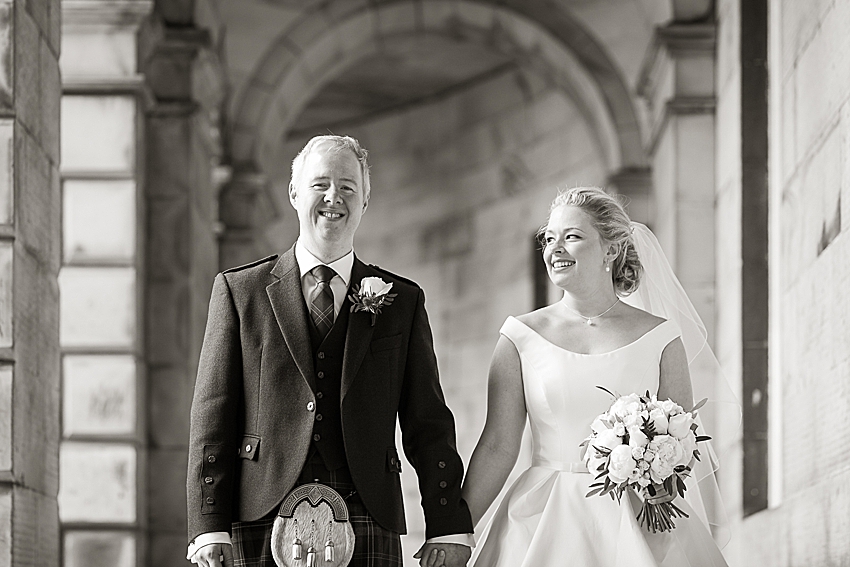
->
[371,333,402,353]
[238,435,260,460]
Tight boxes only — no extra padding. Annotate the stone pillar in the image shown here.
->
[0,1,62,567]
[140,8,225,565]
[607,167,653,225]
[218,168,279,270]
[638,23,717,336]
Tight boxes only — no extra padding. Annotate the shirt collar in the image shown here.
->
[294,239,354,286]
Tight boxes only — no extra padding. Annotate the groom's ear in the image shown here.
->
[288,182,298,207]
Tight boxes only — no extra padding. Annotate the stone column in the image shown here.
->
[218,168,279,270]
[0,1,62,567]
[607,167,653,225]
[638,23,717,336]
[140,8,225,565]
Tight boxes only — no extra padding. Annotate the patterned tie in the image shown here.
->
[309,265,336,340]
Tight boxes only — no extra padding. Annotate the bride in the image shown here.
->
[452,188,732,567]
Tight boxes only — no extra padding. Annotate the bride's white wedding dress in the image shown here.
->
[471,316,729,567]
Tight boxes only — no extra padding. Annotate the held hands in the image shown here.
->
[413,543,472,567]
[190,543,233,567]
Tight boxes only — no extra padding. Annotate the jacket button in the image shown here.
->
[316,414,323,421]
[317,392,324,399]
[207,455,216,463]
[204,477,214,485]
[317,371,325,379]
[245,444,252,452]
[206,497,215,505]
[313,434,321,442]
[437,461,446,469]
[307,402,315,411]
[439,481,447,489]
[390,457,397,464]
[439,498,447,506]
[318,352,325,359]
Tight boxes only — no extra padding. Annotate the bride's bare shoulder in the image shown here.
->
[515,304,560,331]
[618,300,666,331]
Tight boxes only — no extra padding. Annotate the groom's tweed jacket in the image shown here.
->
[187,247,472,543]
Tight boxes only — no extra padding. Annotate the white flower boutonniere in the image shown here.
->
[348,277,397,326]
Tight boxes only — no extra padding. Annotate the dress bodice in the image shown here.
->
[499,316,682,469]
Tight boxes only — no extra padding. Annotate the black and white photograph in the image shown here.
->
[0,1,842,566]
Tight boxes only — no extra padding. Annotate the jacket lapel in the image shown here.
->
[267,248,316,391]
[341,258,376,401]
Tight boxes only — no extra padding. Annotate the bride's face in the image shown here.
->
[542,205,612,293]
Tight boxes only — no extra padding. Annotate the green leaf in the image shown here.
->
[691,398,708,412]
[586,487,604,498]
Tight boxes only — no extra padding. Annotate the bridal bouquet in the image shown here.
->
[581,388,711,533]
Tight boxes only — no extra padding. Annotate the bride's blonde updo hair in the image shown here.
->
[544,187,642,296]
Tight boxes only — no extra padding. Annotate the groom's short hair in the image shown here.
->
[290,135,372,201]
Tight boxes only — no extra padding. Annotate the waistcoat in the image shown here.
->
[307,299,349,471]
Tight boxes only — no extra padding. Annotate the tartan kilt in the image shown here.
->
[231,467,402,567]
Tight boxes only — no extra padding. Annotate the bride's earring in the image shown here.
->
[605,259,611,273]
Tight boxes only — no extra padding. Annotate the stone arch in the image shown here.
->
[229,0,649,177]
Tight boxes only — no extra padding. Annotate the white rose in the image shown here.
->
[659,398,681,415]
[628,427,649,448]
[678,433,698,466]
[613,422,626,437]
[360,277,393,296]
[648,408,669,434]
[622,412,642,428]
[610,394,641,419]
[668,413,695,439]
[631,446,645,461]
[648,435,685,483]
[594,428,624,452]
[607,445,637,484]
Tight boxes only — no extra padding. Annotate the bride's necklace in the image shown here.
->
[560,298,620,326]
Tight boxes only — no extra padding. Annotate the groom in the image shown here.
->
[186,135,473,567]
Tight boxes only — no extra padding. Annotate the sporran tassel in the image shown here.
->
[324,540,335,562]
[292,538,302,560]
[306,546,317,567]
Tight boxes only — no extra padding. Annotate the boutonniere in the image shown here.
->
[348,277,397,326]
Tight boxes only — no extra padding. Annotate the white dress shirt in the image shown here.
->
[187,243,472,561]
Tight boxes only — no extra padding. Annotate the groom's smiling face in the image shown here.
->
[289,142,367,260]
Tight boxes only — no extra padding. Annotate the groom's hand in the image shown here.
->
[414,542,471,567]
[190,543,233,567]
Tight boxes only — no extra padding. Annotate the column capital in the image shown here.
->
[638,23,717,154]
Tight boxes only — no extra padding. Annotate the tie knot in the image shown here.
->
[311,264,336,284]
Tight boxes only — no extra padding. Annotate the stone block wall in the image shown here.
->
[737,1,850,565]
[0,2,62,567]
[263,67,607,557]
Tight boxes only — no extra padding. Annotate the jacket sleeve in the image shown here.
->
[397,288,473,539]
[187,273,243,543]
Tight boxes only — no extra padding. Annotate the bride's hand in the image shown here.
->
[413,544,445,567]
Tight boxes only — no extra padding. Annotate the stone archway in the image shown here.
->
[229,0,649,179]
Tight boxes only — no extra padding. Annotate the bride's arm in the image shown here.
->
[658,337,694,410]
[461,336,527,527]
